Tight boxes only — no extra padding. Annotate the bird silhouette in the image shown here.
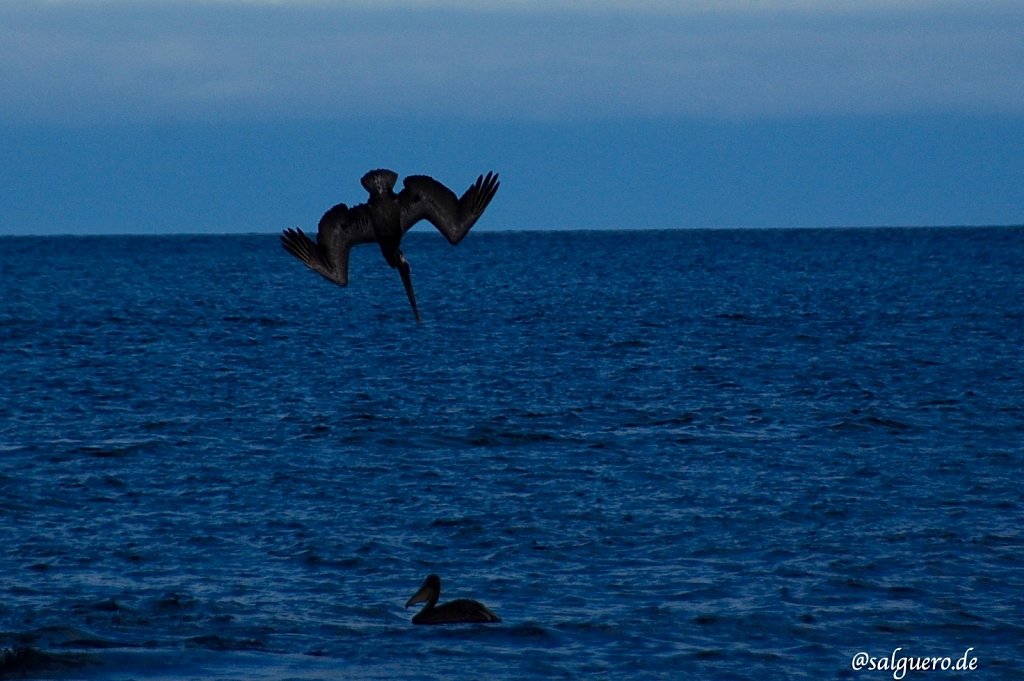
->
[281,169,500,321]
[405,574,501,625]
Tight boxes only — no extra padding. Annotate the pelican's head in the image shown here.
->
[361,169,399,197]
[405,574,441,608]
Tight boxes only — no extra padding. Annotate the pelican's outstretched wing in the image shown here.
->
[398,172,500,244]
[281,203,375,286]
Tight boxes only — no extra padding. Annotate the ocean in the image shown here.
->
[1,227,1021,680]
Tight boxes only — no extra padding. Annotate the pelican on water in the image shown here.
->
[405,574,501,625]
[281,169,500,321]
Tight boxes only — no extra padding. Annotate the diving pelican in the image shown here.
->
[405,574,501,625]
[281,169,500,321]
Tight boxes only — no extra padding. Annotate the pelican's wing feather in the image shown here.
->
[280,202,375,286]
[398,172,500,244]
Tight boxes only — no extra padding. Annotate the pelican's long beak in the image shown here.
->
[396,253,421,323]
[405,583,433,609]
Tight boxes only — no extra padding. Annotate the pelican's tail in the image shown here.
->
[360,169,399,196]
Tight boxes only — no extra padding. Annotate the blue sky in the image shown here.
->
[1,0,1022,234]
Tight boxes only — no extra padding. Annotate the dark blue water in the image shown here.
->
[1,228,1022,680]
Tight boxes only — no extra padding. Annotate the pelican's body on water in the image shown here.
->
[281,169,500,321]
[405,574,501,625]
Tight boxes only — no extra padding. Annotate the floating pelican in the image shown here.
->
[405,574,501,625]
[281,169,500,321]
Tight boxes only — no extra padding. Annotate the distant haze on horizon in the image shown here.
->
[1,0,1022,234]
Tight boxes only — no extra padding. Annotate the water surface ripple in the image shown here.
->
[1,228,1022,679]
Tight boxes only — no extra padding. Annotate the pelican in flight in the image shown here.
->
[281,169,500,321]
[405,574,501,625]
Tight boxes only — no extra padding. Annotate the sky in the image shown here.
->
[1,0,1022,234]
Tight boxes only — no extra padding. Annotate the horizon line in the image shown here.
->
[2,224,1022,239]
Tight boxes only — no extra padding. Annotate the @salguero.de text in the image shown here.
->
[851,647,978,679]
